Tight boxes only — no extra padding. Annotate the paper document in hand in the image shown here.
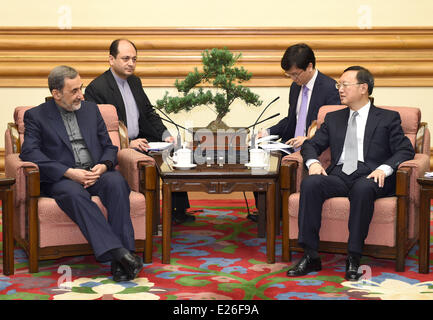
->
[260,142,292,150]
[259,142,292,155]
[147,142,173,151]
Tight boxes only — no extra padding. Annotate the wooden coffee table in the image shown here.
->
[153,151,281,264]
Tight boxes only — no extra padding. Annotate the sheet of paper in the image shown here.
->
[147,142,173,151]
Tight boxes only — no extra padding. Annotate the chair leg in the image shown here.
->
[395,253,405,272]
[281,190,290,262]
[28,251,39,273]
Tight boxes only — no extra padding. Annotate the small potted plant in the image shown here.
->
[156,47,262,132]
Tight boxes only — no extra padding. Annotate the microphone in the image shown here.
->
[250,97,280,148]
[228,113,280,150]
[156,108,184,148]
[245,113,280,130]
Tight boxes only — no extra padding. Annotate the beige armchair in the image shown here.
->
[4,104,157,274]
[280,105,430,272]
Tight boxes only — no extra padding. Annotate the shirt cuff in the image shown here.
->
[376,164,393,177]
[306,159,320,169]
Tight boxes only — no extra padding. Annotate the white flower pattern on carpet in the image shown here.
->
[342,278,433,300]
[53,277,163,300]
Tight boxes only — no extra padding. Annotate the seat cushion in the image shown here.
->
[37,191,146,248]
[288,193,398,247]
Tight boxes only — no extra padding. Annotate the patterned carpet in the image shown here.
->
[0,199,432,301]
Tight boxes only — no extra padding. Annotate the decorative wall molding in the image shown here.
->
[1,27,433,87]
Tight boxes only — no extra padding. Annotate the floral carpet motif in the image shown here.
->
[0,199,432,300]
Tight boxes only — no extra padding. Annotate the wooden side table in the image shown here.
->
[417,177,432,274]
[0,175,15,276]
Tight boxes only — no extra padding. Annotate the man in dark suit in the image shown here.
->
[250,44,340,222]
[84,39,193,225]
[20,65,143,282]
[286,66,415,281]
[258,43,340,149]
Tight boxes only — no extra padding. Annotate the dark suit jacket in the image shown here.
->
[20,100,118,184]
[301,104,415,177]
[84,70,168,142]
[269,70,340,142]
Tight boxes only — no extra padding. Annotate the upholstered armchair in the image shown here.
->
[4,104,157,273]
[280,105,430,272]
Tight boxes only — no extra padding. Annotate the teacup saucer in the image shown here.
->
[173,163,197,170]
[245,162,267,168]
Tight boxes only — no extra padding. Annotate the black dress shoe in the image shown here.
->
[345,255,362,281]
[286,255,322,277]
[111,260,129,282]
[119,252,143,280]
[172,211,196,225]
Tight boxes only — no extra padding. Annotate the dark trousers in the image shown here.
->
[298,162,395,255]
[41,171,134,262]
[172,192,190,212]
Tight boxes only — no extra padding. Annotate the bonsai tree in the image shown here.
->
[156,47,262,131]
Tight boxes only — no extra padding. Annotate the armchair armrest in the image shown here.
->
[4,154,39,207]
[397,153,430,204]
[281,151,305,192]
[117,148,156,192]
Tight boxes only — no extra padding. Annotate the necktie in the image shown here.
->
[294,86,309,151]
[342,111,359,175]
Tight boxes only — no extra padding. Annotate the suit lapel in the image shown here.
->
[105,70,128,125]
[46,100,73,151]
[334,107,350,160]
[75,103,94,153]
[307,72,322,124]
[363,104,381,157]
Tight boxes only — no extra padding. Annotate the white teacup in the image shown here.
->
[249,148,267,166]
[172,148,193,166]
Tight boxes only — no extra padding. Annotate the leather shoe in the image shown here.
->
[111,260,129,282]
[345,255,362,281]
[286,255,322,277]
[119,252,143,280]
[172,211,195,225]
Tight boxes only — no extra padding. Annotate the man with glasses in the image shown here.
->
[85,39,193,225]
[257,43,340,149]
[286,66,414,281]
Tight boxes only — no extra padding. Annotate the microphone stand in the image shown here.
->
[157,108,185,149]
[250,96,280,148]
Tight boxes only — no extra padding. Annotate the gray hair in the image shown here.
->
[48,65,78,92]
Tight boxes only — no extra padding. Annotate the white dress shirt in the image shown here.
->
[306,101,393,177]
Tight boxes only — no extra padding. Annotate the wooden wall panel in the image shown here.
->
[1,27,433,87]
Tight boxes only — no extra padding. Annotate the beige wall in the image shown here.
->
[1,0,433,27]
[1,0,433,148]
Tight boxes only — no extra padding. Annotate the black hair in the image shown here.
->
[343,65,374,95]
[281,43,316,71]
[109,39,137,58]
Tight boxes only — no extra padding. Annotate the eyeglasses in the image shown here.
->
[284,69,304,80]
[335,82,363,90]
